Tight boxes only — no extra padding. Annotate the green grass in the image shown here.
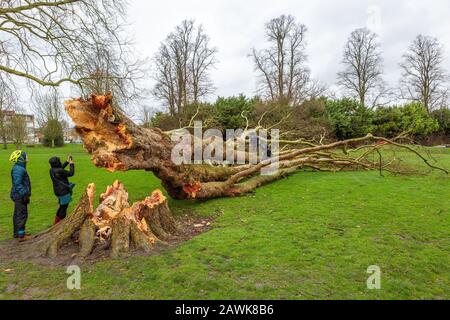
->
[0,144,449,300]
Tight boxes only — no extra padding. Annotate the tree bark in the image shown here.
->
[1,181,178,260]
[65,94,243,200]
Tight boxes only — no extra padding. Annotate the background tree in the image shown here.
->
[337,28,386,107]
[0,74,19,149]
[250,14,318,105]
[400,35,449,113]
[75,42,149,115]
[32,89,65,147]
[153,20,217,115]
[42,119,64,147]
[6,114,27,149]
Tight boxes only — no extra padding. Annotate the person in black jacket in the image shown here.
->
[49,155,75,225]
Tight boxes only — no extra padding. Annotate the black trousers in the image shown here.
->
[13,198,28,237]
[56,203,69,219]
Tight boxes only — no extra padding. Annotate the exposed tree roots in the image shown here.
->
[0,182,211,264]
[64,94,448,200]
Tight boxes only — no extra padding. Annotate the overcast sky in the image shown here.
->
[125,0,450,108]
[17,0,450,115]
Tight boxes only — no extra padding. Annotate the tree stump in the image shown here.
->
[2,181,178,260]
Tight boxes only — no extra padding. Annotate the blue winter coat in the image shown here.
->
[10,162,32,201]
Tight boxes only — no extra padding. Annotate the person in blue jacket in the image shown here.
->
[9,150,32,241]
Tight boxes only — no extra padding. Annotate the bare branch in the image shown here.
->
[0,0,128,87]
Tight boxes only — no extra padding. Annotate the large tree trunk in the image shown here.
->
[65,94,245,200]
[64,94,448,201]
[0,116,8,150]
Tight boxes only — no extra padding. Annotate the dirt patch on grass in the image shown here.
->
[0,213,217,267]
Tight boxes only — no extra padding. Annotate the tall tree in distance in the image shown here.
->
[400,35,449,112]
[6,114,28,149]
[32,88,65,147]
[153,20,217,115]
[75,42,149,115]
[0,74,19,149]
[32,89,64,127]
[337,28,385,107]
[251,14,319,105]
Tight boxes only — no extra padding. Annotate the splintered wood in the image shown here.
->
[86,180,176,258]
[8,181,178,259]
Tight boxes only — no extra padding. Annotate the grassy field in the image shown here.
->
[0,144,449,300]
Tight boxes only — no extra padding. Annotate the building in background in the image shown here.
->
[2,110,38,144]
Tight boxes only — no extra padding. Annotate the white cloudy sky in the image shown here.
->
[124,0,450,107]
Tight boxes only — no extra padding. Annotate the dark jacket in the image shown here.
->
[49,157,75,197]
[10,162,31,201]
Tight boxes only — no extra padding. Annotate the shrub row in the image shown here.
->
[149,96,450,144]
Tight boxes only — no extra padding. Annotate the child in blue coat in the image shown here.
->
[9,150,32,241]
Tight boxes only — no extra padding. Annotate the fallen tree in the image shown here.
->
[64,94,448,201]
[1,93,446,262]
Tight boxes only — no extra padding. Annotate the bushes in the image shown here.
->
[372,106,403,138]
[374,103,439,138]
[431,108,450,136]
[397,103,439,137]
[215,95,257,130]
[290,99,331,140]
[151,96,258,131]
[251,100,291,129]
[151,111,183,131]
[324,98,374,140]
[150,95,448,143]
[323,100,439,140]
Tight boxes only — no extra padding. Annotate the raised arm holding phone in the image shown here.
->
[49,155,76,225]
